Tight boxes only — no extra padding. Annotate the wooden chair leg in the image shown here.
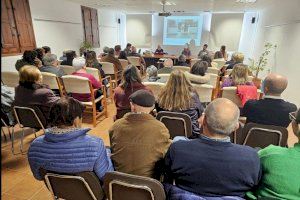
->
[92,104,97,127]
[102,98,108,118]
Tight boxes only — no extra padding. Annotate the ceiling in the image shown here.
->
[67,0,274,13]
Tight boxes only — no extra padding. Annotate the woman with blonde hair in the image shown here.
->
[156,70,204,137]
[222,64,254,88]
[14,65,60,119]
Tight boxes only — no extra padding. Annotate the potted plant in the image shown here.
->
[248,42,277,88]
[79,41,93,56]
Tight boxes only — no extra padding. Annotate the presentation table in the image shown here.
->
[142,54,196,68]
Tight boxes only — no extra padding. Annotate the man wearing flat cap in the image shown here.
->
[247,109,300,200]
[109,90,171,179]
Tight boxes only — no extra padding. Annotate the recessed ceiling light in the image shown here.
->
[159,1,176,6]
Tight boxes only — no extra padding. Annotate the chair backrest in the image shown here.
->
[211,61,218,68]
[61,75,92,94]
[41,72,61,90]
[99,62,115,75]
[212,59,226,69]
[156,111,192,139]
[13,106,47,131]
[127,56,141,67]
[206,67,219,75]
[221,87,261,108]
[143,82,165,100]
[191,84,213,103]
[157,74,170,78]
[173,66,190,72]
[60,65,75,75]
[86,67,101,82]
[240,123,288,148]
[2,71,19,87]
[41,169,104,200]
[104,171,165,200]
[190,58,200,67]
[207,73,219,88]
[119,59,129,69]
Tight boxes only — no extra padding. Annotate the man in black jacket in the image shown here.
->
[243,73,297,127]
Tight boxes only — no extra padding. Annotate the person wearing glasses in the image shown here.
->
[247,109,300,200]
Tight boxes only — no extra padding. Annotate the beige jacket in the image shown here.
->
[109,113,171,178]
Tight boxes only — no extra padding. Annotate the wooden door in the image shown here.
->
[11,0,36,51]
[82,6,93,45]
[1,0,19,54]
[90,9,100,47]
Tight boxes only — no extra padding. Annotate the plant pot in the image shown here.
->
[252,77,262,89]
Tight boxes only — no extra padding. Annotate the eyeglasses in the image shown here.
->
[289,112,296,121]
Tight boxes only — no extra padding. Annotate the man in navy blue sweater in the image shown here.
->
[164,98,261,198]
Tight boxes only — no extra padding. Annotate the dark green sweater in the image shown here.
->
[246,143,300,200]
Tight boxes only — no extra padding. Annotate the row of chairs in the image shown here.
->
[156,111,288,148]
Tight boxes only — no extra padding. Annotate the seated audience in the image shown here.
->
[145,65,160,82]
[114,65,152,119]
[34,48,46,65]
[15,50,39,71]
[99,46,110,58]
[164,98,261,198]
[124,43,132,55]
[246,108,300,200]
[118,50,129,63]
[176,54,189,66]
[40,54,65,77]
[1,83,15,125]
[154,44,164,55]
[86,50,106,79]
[198,44,209,58]
[60,50,76,66]
[214,45,228,60]
[28,97,113,181]
[14,65,59,119]
[222,64,254,88]
[71,57,103,111]
[42,46,51,54]
[156,70,204,137]
[181,47,191,57]
[59,50,68,62]
[128,46,146,70]
[114,45,121,57]
[184,61,210,84]
[100,48,123,78]
[226,52,244,70]
[200,54,213,67]
[243,73,297,127]
[157,58,174,74]
[110,90,171,178]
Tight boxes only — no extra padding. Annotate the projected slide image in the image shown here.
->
[163,16,203,46]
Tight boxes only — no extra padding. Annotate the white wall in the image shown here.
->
[1,0,124,72]
[252,0,300,106]
[126,14,152,48]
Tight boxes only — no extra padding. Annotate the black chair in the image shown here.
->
[1,109,13,142]
[12,106,47,154]
[104,171,166,200]
[156,111,192,139]
[40,169,104,200]
[240,122,288,148]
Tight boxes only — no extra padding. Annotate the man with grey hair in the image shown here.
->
[177,54,189,66]
[243,73,297,127]
[40,54,65,77]
[100,47,123,77]
[157,58,174,74]
[164,98,261,198]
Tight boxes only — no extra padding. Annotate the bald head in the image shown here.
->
[264,73,288,96]
[164,58,173,68]
[204,98,240,136]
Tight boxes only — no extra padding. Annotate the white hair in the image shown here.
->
[72,57,86,71]
[43,54,57,66]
